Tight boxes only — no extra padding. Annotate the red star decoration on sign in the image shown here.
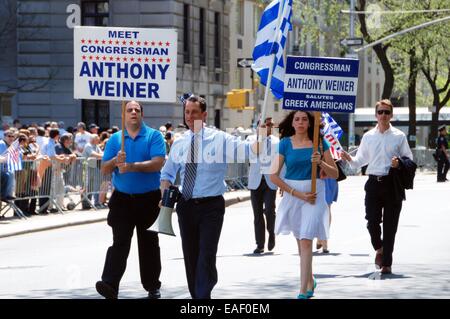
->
[88,40,92,44]
[96,56,100,60]
[151,41,155,46]
[145,57,149,62]
[166,58,171,63]
[116,57,121,61]
[115,40,119,45]
[109,56,114,61]
[109,40,113,45]
[123,57,127,62]
[158,41,163,46]
[137,41,141,46]
[159,58,163,62]
[81,39,85,44]
[94,40,99,44]
[130,57,135,62]
[102,40,106,44]
[102,56,107,61]
[138,57,142,62]
[144,41,148,46]
[152,58,156,62]
[82,55,86,60]
[122,40,127,45]
[166,42,170,46]
[129,41,134,45]
[89,56,93,60]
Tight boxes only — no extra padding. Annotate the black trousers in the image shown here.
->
[364,177,402,267]
[176,195,225,299]
[101,190,162,292]
[437,151,449,181]
[250,177,276,249]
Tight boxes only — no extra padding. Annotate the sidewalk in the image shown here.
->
[0,190,250,239]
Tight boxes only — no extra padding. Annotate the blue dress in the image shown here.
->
[275,137,330,240]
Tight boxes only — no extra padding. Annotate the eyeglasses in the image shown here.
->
[6,135,14,138]
[377,110,391,115]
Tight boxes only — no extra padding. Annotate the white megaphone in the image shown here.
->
[148,186,180,236]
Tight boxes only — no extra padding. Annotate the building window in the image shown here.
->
[0,94,13,117]
[237,0,244,36]
[214,12,221,68]
[368,67,371,74]
[183,4,190,64]
[199,8,206,66]
[82,100,110,130]
[367,82,372,107]
[81,0,109,26]
[376,83,380,100]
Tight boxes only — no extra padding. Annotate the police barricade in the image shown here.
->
[224,162,249,191]
[411,148,437,171]
[82,157,111,210]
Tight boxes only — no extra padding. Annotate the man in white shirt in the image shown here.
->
[246,117,279,254]
[74,122,92,156]
[342,99,413,275]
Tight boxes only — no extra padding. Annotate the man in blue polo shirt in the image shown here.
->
[95,100,166,299]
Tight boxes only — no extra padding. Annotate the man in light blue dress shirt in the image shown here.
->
[160,95,253,299]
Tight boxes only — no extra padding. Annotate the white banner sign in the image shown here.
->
[74,26,177,102]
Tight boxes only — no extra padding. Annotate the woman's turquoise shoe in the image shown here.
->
[297,293,308,299]
[306,276,317,298]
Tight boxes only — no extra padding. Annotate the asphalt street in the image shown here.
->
[0,173,449,299]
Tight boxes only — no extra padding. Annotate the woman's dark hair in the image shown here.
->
[278,110,317,140]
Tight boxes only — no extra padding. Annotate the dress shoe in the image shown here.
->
[96,280,118,299]
[380,266,392,274]
[148,288,161,299]
[253,247,264,254]
[375,252,383,268]
[268,235,275,251]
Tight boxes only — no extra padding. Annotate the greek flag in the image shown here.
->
[252,0,293,100]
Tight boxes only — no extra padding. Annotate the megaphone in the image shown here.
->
[148,186,180,236]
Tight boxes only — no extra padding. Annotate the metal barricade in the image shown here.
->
[411,148,437,171]
[225,163,249,191]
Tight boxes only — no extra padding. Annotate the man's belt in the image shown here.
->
[369,175,391,182]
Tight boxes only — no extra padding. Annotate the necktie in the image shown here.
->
[182,134,198,200]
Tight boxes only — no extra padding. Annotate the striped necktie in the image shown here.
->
[182,134,198,200]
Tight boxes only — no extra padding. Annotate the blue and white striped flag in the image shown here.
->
[252,0,293,100]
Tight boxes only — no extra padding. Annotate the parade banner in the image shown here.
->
[283,56,359,113]
[74,26,177,102]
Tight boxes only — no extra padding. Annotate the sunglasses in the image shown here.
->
[6,135,14,138]
[377,110,391,115]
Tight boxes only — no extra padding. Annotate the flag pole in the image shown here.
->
[260,0,287,123]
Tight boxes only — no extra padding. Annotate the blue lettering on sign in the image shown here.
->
[88,80,160,99]
[108,30,139,39]
[79,62,169,80]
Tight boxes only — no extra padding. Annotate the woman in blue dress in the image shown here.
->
[270,111,338,299]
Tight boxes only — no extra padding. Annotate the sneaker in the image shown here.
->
[253,247,264,254]
[147,288,161,299]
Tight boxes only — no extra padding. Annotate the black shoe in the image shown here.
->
[49,208,59,213]
[268,236,275,251]
[253,247,264,254]
[147,288,161,299]
[96,281,118,299]
[6,196,16,200]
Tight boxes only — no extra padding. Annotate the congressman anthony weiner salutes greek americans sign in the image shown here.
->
[283,56,359,113]
[74,26,177,103]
